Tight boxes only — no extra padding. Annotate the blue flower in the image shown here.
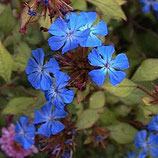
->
[26,48,59,90]
[14,116,35,150]
[60,152,70,158]
[37,0,49,5]
[34,102,66,137]
[48,12,90,54]
[139,0,158,13]
[43,71,74,109]
[134,130,158,158]
[79,12,108,47]
[148,115,158,132]
[124,151,137,158]
[27,9,37,16]
[88,45,129,86]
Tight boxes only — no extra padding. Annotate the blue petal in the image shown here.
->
[151,2,158,11]
[14,135,34,150]
[126,151,137,158]
[88,48,105,67]
[148,115,158,132]
[20,116,29,128]
[25,124,35,137]
[89,68,107,86]
[52,109,66,119]
[40,72,53,90]
[44,86,55,102]
[80,33,102,47]
[15,121,22,133]
[139,0,146,4]
[26,58,39,75]
[74,29,90,46]
[97,45,115,63]
[150,146,158,157]
[31,48,44,66]
[142,4,151,13]
[44,58,60,74]
[52,95,65,109]
[134,130,147,150]
[54,71,70,89]
[41,102,53,116]
[48,36,66,51]
[38,122,52,137]
[138,149,148,158]
[58,88,74,104]
[80,12,97,28]
[108,68,126,86]
[111,53,130,70]
[51,121,65,135]
[62,37,78,54]
[91,20,108,36]
[68,12,87,31]
[34,110,48,124]
[148,133,158,145]
[48,18,68,36]
[27,72,41,89]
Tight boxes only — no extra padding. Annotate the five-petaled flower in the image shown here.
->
[14,116,36,150]
[88,45,129,86]
[43,71,74,109]
[139,0,158,13]
[26,48,59,90]
[48,12,90,54]
[34,102,66,137]
[134,130,158,158]
[79,12,108,47]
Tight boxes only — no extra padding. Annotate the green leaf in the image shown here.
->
[0,6,16,35]
[87,0,126,20]
[107,122,138,144]
[2,97,35,115]
[2,92,46,116]
[100,108,117,125]
[102,79,136,97]
[71,0,87,11]
[132,59,158,82]
[77,108,104,130]
[13,42,31,71]
[0,41,14,82]
[113,104,131,117]
[89,92,105,109]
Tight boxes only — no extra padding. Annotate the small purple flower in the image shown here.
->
[34,102,66,137]
[0,124,38,158]
[88,45,129,86]
[26,48,59,90]
[14,116,36,150]
[43,71,74,109]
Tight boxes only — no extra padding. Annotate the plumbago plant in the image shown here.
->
[1,0,158,158]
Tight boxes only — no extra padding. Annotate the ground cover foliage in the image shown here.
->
[0,0,158,158]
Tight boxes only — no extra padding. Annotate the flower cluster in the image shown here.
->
[14,11,130,157]
[125,115,158,158]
